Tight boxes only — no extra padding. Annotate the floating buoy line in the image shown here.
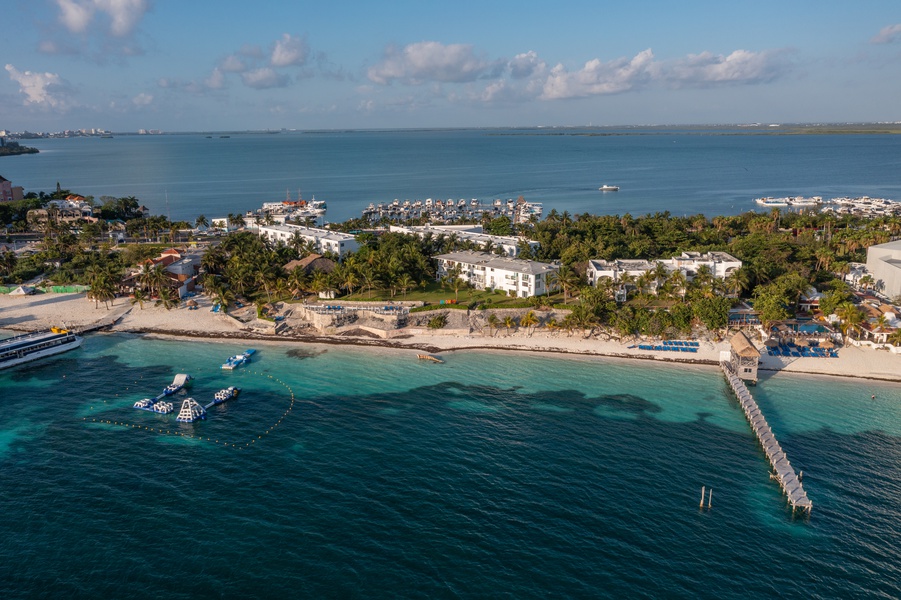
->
[83,369,295,450]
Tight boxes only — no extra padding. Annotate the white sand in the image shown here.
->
[2,291,900,382]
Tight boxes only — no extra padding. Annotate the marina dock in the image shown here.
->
[720,361,813,515]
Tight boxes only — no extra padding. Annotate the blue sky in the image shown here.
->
[3,0,901,132]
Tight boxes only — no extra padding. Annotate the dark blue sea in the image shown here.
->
[4,128,901,222]
[2,334,901,598]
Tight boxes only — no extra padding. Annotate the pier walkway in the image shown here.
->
[720,361,813,515]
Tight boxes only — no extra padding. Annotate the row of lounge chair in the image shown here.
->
[768,347,838,358]
[637,344,699,353]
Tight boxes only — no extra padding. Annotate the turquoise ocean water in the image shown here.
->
[1,333,900,597]
[5,128,901,222]
[3,130,901,595]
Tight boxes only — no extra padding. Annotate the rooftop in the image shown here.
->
[729,331,761,358]
[435,251,558,275]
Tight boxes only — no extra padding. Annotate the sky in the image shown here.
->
[3,0,901,132]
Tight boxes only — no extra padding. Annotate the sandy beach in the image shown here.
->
[2,291,900,382]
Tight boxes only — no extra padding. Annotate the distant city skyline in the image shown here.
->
[3,1,901,132]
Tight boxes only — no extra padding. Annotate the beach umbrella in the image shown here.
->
[820,339,834,349]
[764,339,779,348]
[186,299,198,307]
[795,338,809,347]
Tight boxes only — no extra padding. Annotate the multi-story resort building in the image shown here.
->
[257,224,360,258]
[587,251,742,287]
[434,250,559,298]
[865,240,901,299]
[389,224,540,258]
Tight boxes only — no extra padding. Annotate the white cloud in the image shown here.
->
[541,49,657,99]
[241,67,287,89]
[368,41,498,85]
[5,64,68,108]
[132,92,152,106]
[508,51,546,79]
[872,23,901,44]
[220,55,247,73]
[205,68,226,90]
[56,0,94,33]
[665,49,787,86]
[54,0,150,37]
[271,34,309,67]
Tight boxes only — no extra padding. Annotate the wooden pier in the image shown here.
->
[720,361,813,515]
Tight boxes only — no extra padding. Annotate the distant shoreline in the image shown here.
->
[9,123,901,139]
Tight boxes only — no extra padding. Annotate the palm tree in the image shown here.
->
[835,301,864,346]
[140,264,168,298]
[396,273,416,300]
[448,271,467,302]
[692,264,715,297]
[155,287,180,310]
[361,266,378,299]
[254,263,277,302]
[311,270,336,298]
[88,277,117,310]
[195,214,209,229]
[130,288,148,310]
[288,267,310,299]
[887,329,901,347]
[618,272,637,302]
[503,315,517,336]
[667,270,688,300]
[545,318,559,335]
[551,264,580,304]
[487,313,500,337]
[215,287,235,313]
[520,310,539,337]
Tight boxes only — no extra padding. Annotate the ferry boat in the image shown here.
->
[599,185,620,191]
[0,327,83,370]
[222,349,256,370]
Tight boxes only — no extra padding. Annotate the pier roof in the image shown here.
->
[729,331,760,358]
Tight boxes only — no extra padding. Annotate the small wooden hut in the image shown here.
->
[729,331,760,384]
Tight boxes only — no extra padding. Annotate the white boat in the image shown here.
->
[0,327,83,370]
[221,349,256,370]
[755,197,789,207]
[599,185,620,191]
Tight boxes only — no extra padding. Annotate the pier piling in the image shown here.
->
[720,361,812,516]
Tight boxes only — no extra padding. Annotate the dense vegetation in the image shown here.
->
[4,187,900,344]
[0,139,39,156]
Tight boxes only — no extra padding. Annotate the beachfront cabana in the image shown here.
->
[729,331,761,384]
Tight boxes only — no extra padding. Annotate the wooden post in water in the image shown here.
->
[707,489,713,509]
[700,486,706,508]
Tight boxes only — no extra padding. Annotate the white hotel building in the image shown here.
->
[389,224,539,258]
[258,224,360,258]
[434,251,559,298]
[866,240,901,299]
[587,251,742,286]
